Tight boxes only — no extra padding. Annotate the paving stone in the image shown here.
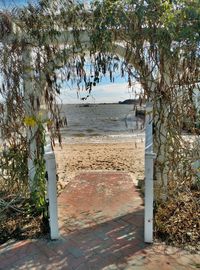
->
[94,231,110,241]
[66,245,84,258]
[74,262,91,270]
[0,171,199,270]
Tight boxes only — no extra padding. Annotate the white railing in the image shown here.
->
[44,143,59,240]
[144,102,156,243]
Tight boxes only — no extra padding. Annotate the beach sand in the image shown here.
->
[54,136,145,190]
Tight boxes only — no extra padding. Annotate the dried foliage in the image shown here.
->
[155,188,200,249]
[0,0,200,247]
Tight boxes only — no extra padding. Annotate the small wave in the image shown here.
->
[108,133,144,138]
[71,133,86,137]
[109,117,119,121]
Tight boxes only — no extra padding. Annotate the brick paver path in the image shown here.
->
[58,172,144,235]
[0,171,199,270]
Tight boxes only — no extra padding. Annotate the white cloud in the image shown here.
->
[58,81,142,104]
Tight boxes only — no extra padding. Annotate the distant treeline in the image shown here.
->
[118,99,140,104]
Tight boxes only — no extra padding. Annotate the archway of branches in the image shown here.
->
[0,0,199,247]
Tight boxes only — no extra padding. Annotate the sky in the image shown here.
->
[0,0,38,8]
[0,0,35,8]
[59,75,141,104]
[0,0,142,104]
[57,60,142,104]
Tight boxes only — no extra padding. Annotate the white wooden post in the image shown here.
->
[22,47,37,189]
[144,102,156,243]
[44,145,59,240]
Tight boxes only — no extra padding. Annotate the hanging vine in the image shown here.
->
[0,0,199,247]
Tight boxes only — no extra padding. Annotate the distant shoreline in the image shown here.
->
[59,102,134,105]
[59,99,140,106]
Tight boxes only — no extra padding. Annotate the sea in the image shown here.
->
[59,104,145,141]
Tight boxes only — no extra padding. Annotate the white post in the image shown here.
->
[144,102,156,243]
[44,145,59,240]
[22,47,37,189]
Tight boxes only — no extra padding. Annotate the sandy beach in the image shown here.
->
[54,135,145,189]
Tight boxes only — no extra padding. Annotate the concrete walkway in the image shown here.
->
[0,171,199,270]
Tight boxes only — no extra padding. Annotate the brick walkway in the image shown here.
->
[0,171,199,270]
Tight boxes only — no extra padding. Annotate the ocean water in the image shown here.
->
[59,104,145,138]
